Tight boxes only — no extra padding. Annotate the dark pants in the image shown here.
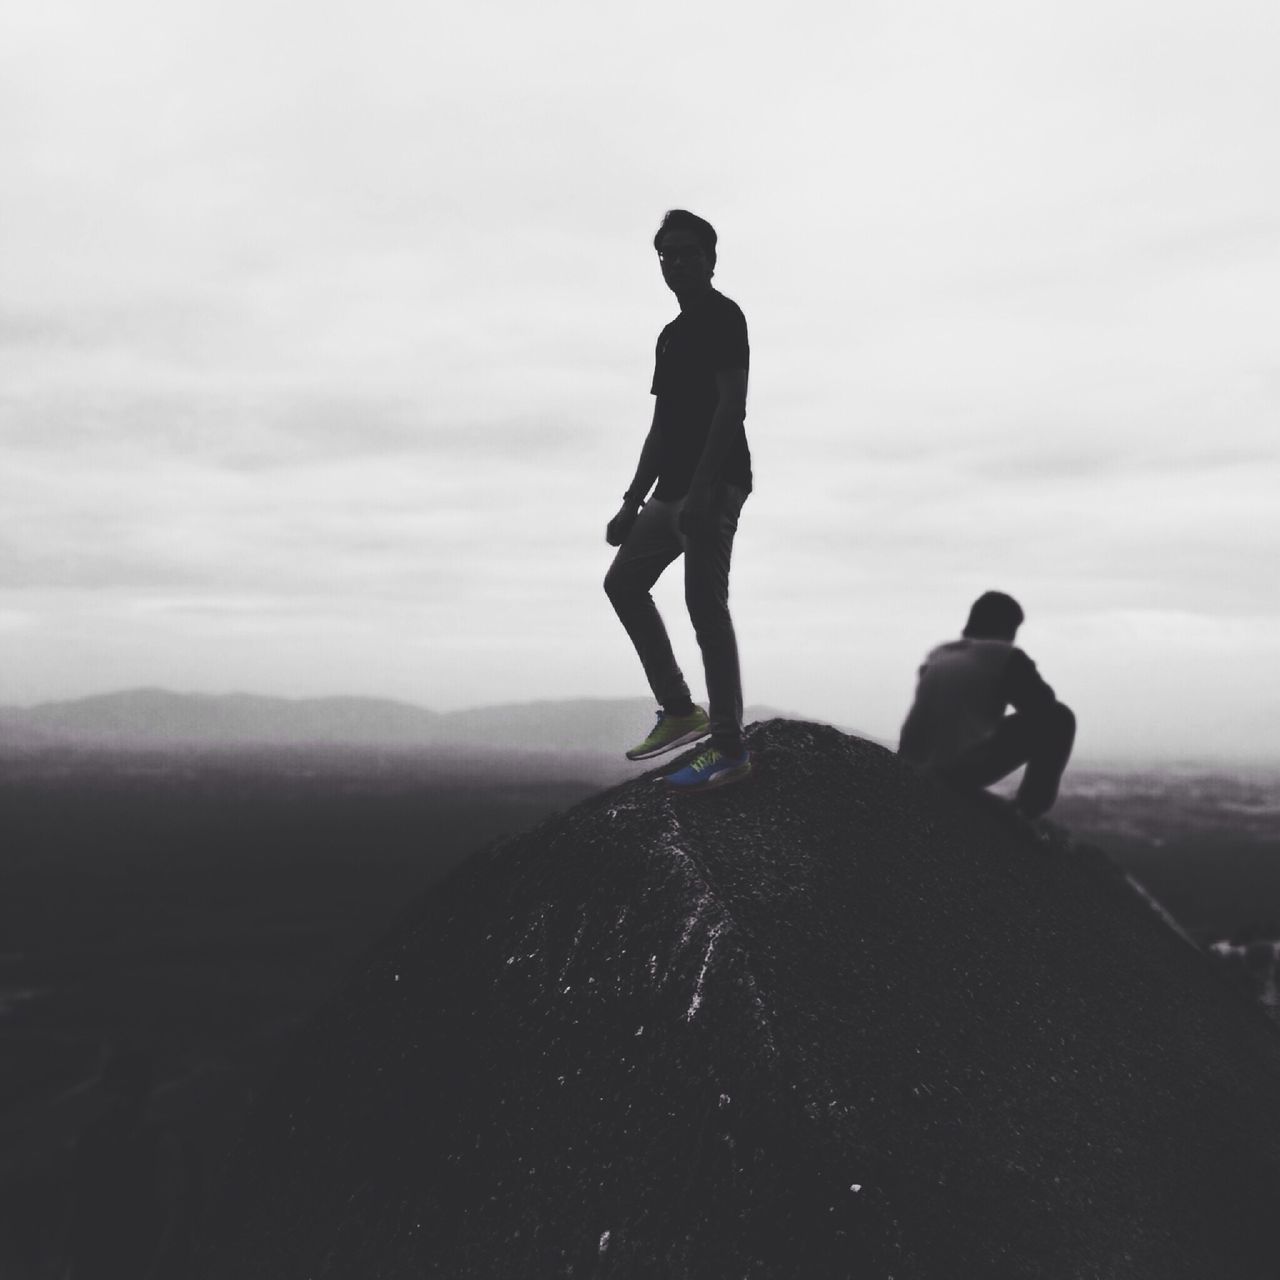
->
[944,703,1076,818]
[604,484,746,754]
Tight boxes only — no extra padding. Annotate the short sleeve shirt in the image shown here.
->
[649,289,753,500]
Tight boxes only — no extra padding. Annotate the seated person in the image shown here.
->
[898,591,1075,818]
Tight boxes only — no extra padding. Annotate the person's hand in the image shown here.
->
[606,500,641,546]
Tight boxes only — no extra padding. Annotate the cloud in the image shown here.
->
[1,0,1277,756]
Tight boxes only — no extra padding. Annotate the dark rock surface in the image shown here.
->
[202,721,1280,1279]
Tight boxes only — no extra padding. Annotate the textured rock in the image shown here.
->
[203,721,1280,1279]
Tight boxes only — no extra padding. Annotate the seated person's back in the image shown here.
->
[899,591,1075,819]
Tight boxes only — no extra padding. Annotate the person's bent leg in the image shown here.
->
[604,499,693,713]
[1014,702,1076,817]
[945,714,1035,792]
[684,484,747,755]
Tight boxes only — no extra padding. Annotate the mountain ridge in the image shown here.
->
[0,688,849,753]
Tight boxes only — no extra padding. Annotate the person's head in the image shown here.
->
[654,209,717,299]
[963,590,1024,641]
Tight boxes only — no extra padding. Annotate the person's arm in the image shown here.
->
[683,367,748,515]
[1002,648,1057,714]
[680,299,749,532]
[605,405,661,546]
[897,662,931,760]
[625,405,661,507]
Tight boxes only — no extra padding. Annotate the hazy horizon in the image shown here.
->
[3,1,1277,763]
[5,683,1280,770]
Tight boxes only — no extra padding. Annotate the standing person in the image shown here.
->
[604,209,753,794]
[898,591,1076,818]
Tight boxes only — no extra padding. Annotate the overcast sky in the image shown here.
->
[2,0,1277,762]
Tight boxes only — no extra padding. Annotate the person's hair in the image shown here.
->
[963,590,1024,640]
[653,209,717,267]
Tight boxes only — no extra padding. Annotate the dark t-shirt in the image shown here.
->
[897,639,1058,767]
[649,288,753,500]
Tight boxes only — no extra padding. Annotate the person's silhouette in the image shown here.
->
[604,209,753,793]
[898,591,1076,818]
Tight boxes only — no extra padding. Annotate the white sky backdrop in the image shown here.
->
[2,0,1277,762]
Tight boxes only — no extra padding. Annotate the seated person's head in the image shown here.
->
[963,591,1024,642]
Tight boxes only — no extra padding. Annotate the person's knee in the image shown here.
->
[687,598,731,641]
[1044,701,1076,751]
[1052,701,1076,733]
[603,565,630,605]
[685,575,730,620]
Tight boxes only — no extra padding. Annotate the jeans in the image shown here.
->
[943,702,1077,818]
[604,483,747,754]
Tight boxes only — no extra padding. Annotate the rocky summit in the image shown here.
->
[203,721,1280,1279]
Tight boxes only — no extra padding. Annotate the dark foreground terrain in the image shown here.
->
[1051,766,1280,943]
[0,743,607,1278]
[204,722,1280,1279]
[1,736,1277,1276]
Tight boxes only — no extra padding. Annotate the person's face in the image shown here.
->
[656,228,713,298]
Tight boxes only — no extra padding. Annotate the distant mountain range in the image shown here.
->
[0,688,863,755]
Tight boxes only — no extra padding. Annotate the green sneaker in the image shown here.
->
[625,707,711,760]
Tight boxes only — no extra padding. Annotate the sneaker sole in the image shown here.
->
[666,760,753,793]
[625,725,711,761]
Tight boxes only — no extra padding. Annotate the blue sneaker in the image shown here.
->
[664,745,752,793]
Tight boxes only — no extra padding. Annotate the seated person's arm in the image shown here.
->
[1002,648,1057,714]
[897,663,930,757]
